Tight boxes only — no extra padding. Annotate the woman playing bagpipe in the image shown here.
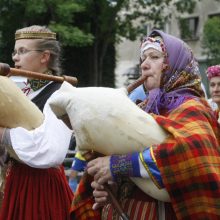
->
[68,30,220,220]
[0,25,74,220]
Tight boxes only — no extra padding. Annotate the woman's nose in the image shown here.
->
[12,54,19,62]
[141,59,150,70]
[212,85,220,93]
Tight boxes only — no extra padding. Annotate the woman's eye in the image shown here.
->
[19,48,26,54]
[141,53,163,61]
[151,55,159,59]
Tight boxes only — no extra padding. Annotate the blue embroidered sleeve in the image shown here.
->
[110,152,141,181]
[109,148,164,189]
[140,147,164,188]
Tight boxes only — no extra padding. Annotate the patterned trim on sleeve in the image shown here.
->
[139,147,164,189]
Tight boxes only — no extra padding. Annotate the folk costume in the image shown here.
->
[0,31,73,220]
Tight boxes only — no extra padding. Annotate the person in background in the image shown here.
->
[86,30,220,219]
[206,65,220,123]
[0,25,73,220]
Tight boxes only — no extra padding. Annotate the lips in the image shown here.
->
[142,73,152,78]
[212,95,220,98]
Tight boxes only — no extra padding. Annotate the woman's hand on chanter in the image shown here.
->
[87,156,113,184]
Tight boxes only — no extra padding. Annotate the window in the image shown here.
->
[179,17,199,40]
[209,13,220,19]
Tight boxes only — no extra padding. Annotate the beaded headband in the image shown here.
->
[15,31,56,40]
[140,36,166,60]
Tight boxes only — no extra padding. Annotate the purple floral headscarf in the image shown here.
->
[142,30,204,115]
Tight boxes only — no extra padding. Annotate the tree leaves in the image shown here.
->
[202,16,220,65]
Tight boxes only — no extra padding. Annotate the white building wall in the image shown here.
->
[115,38,140,88]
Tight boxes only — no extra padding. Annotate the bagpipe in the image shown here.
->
[0,62,170,219]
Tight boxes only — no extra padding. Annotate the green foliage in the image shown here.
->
[173,0,197,13]
[0,0,93,62]
[25,0,47,14]
[49,24,94,46]
[202,16,220,65]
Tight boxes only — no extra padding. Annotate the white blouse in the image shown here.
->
[10,83,72,168]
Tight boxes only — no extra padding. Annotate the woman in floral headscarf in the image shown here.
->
[207,65,220,122]
[74,30,220,220]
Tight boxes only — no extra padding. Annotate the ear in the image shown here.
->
[40,50,51,64]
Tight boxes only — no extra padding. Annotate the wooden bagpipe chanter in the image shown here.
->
[0,62,170,218]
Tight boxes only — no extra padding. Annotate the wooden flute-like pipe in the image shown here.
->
[0,63,78,86]
[127,75,147,94]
